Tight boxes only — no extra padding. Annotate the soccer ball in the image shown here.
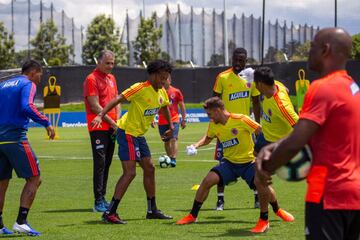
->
[158,155,171,168]
[276,145,312,182]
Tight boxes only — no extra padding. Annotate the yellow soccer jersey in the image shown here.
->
[206,114,260,164]
[261,81,299,142]
[213,68,260,115]
[117,81,169,137]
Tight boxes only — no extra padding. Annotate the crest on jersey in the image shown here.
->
[268,109,272,117]
[246,82,252,88]
[231,128,238,136]
[170,94,175,99]
[159,96,163,104]
[95,139,101,144]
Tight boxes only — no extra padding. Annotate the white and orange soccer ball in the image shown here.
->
[276,145,312,182]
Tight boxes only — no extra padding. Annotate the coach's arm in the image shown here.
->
[91,94,127,129]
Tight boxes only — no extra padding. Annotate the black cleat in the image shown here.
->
[215,200,224,211]
[146,210,173,219]
[102,212,127,224]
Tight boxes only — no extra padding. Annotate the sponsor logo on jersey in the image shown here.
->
[221,138,239,149]
[262,112,271,123]
[229,91,249,101]
[1,80,19,89]
[144,108,159,116]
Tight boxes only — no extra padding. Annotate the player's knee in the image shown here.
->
[202,173,219,189]
[124,170,136,180]
[27,176,41,187]
[37,177,42,187]
[145,164,155,175]
[253,175,261,188]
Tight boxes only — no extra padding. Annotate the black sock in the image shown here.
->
[16,207,29,225]
[107,197,120,214]
[260,211,269,221]
[190,200,203,218]
[270,200,279,213]
[147,197,157,213]
[0,211,3,228]
[217,193,224,202]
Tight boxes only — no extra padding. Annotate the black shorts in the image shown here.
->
[254,133,271,154]
[305,201,360,240]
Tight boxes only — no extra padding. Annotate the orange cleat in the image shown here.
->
[251,218,269,233]
[276,208,295,222]
[176,213,197,225]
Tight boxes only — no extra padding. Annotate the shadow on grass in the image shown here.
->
[83,217,145,225]
[43,208,93,213]
[200,228,257,237]
[162,218,255,226]
[0,235,25,239]
[174,207,249,212]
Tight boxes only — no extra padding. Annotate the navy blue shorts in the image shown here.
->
[211,159,255,189]
[214,139,223,161]
[254,133,272,154]
[158,123,180,142]
[117,128,151,161]
[0,141,40,180]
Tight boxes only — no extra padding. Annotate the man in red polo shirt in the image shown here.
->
[256,28,360,240]
[156,76,186,167]
[83,50,119,212]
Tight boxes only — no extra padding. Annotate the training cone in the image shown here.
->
[191,184,200,190]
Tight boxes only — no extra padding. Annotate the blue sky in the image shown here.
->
[1,0,359,34]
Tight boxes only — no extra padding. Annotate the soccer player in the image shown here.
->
[83,50,119,212]
[92,60,174,224]
[256,28,360,240]
[156,76,186,167]
[0,60,55,236]
[176,97,294,233]
[253,66,299,155]
[212,48,261,210]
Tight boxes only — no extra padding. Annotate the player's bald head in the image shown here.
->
[315,28,352,59]
[308,27,352,74]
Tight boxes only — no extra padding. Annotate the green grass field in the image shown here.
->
[2,123,306,239]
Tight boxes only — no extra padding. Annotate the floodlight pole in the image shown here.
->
[334,0,337,27]
[143,0,145,18]
[111,0,114,20]
[223,0,229,66]
[261,0,265,65]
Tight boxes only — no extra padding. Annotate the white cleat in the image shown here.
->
[13,222,40,236]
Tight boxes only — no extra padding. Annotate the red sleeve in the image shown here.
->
[84,74,98,97]
[177,89,184,102]
[111,74,118,93]
[300,81,334,126]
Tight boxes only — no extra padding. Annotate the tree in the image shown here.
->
[133,13,162,65]
[291,41,310,61]
[82,15,128,65]
[352,33,360,60]
[14,49,30,67]
[0,22,16,69]
[31,20,73,66]
[207,54,225,66]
